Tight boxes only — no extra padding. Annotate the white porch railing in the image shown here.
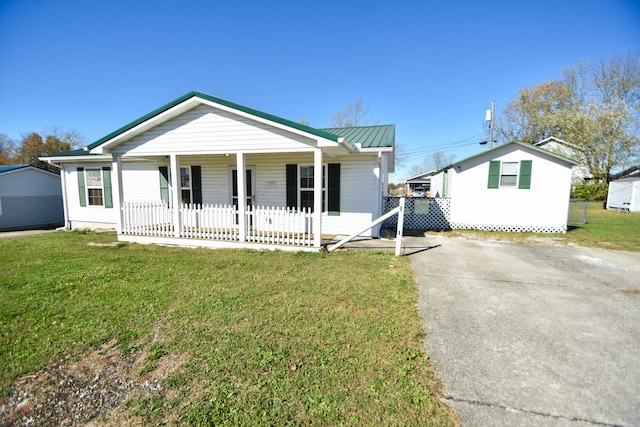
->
[247,205,312,246]
[122,200,173,237]
[181,203,238,241]
[121,201,313,246]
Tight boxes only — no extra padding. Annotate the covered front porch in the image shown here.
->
[110,149,329,251]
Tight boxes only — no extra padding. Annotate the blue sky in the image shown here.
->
[1,0,639,181]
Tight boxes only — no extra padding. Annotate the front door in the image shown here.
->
[232,168,254,211]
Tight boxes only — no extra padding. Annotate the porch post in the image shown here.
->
[170,154,182,237]
[111,154,124,234]
[236,152,246,242]
[313,148,323,247]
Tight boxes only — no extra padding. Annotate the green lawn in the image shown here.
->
[0,231,456,426]
[446,202,640,251]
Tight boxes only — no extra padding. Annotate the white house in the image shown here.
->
[41,91,395,251]
[533,137,591,184]
[0,165,64,231]
[430,141,577,233]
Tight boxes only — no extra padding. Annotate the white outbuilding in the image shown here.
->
[607,177,640,212]
[430,141,578,233]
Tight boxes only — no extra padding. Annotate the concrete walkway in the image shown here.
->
[406,234,640,426]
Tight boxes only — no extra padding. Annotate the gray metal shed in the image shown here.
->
[0,165,64,231]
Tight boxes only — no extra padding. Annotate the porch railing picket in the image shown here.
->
[122,201,312,246]
[121,200,172,237]
[245,205,312,246]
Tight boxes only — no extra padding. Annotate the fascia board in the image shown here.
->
[40,155,113,162]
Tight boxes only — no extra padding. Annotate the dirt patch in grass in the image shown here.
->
[0,341,187,426]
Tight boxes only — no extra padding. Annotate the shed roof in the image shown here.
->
[321,125,395,148]
[0,165,31,174]
[435,141,579,174]
[0,164,59,176]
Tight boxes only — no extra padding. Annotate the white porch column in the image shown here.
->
[111,154,124,234]
[313,148,323,247]
[170,154,182,237]
[236,152,246,242]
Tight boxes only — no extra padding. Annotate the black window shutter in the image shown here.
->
[286,164,297,208]
[328,163,340,214]
[192,166,202,204]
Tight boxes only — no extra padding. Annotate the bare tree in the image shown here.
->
[407,151,455,177]
[331,98,377,128]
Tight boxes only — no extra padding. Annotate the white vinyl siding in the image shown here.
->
[114,105,319,156]
[64,164,117,228]
[64,153,383,236]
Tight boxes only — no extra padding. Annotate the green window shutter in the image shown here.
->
[77,167,86,207]
[286,164,297,208]
[102,167,113,208]
[192,166,202,205]
[328,163,340,215]
[488,160,500,189]
[159,166,170,205]
[519,160,532,189]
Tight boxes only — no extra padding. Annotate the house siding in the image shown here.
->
[114,105,320,156]
[64,163,118,229]
[64,153,382,236]
[442,145,573,232]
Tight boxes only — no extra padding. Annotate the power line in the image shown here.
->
[401,132,486,157]
[397,102,487,126]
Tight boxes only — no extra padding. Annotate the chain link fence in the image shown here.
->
[567,199,588,225]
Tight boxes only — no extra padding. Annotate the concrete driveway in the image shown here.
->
[406,234,640,427]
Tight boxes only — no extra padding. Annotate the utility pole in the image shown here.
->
[489,99,495,149]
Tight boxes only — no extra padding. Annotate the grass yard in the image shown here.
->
[0,231,456,426]
[446,202,640,251]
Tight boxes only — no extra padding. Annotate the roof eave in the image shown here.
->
[88,91,341,153]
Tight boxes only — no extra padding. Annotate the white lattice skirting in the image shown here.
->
[382,197,567,233]
[449,223,567,233]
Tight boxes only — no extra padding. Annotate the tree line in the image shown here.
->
[0,129,84,173]
[496,52,639,198]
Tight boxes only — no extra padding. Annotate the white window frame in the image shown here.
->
[180,166,192,205]
[85,168,104,206]
[299,164,326,212]
[500,162,518,187]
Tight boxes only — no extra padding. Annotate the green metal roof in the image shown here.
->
[321,125,395,148]
[87,91,340,150]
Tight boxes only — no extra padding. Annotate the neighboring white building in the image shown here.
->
[403,171,435,196]
[0,165,64,231]
[533,137,591,184]
[430,141,577,233]
[41,91,395,251]
[607,177,640,212]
